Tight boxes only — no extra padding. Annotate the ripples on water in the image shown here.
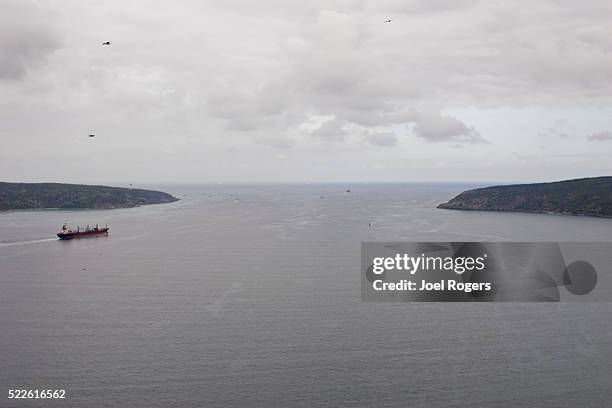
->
[1,183,611,407]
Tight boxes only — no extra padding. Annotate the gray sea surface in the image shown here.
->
[1,183,611,407]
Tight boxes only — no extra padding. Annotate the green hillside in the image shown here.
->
[0,182,179,211]
[437,177,612,217]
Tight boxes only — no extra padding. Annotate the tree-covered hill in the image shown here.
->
[0,182,179,211]
[437,177,612,218]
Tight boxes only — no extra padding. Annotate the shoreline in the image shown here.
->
[437,206,612,219]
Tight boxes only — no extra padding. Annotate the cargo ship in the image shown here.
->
[57,224,109,240]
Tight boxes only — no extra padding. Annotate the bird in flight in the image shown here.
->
[102,41,111,45]
[385,19,392,23]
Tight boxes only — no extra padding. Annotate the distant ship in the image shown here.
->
[57,224,109,240]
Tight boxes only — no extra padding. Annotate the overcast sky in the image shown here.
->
[1,0,611,184]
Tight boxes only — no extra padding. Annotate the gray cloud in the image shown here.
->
[255,136,296,149]
[587,131,612,142]
[364,132,397,146]
[311,118,348,142]
[0,1,62,80]
[411,112,487,144]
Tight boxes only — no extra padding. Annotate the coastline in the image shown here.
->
[436,206,612,219]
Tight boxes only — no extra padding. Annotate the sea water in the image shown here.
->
[1,183,611,407]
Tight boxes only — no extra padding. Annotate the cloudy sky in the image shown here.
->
[1,0,611,184]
